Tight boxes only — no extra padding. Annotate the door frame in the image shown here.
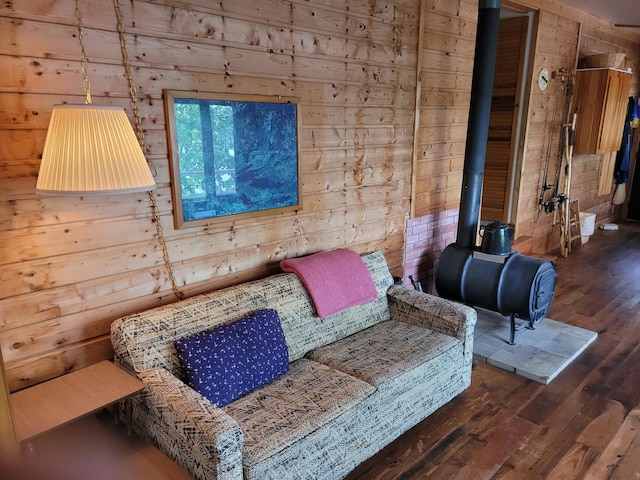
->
[482,2,540,236]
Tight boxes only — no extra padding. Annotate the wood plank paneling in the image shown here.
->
[0,0,418,390]
[413,0,476,218]
[413,0,638,269]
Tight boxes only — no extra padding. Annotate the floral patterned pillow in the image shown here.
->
[174,308,289,407]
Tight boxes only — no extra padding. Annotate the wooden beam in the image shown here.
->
[0,347,19,463]
[410,0,427,220]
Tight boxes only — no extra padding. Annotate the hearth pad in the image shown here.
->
[473,307,597,384]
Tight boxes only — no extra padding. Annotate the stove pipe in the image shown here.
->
[457,0,501,248]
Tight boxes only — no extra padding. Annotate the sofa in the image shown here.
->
[111,250,476,480]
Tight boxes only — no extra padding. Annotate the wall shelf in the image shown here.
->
[10,361,143,444]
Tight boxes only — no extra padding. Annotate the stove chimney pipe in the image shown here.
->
[456,0,501,248]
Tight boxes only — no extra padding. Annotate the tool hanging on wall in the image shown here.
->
[550,69,574,223]
[536,68,574,222]
[536,94,559,221]
[559,113,578,257]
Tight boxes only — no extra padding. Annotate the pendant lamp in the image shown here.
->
[35,1,156,196]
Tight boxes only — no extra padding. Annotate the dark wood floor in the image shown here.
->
[347,221,640,480]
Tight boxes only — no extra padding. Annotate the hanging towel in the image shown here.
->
[614,97,636,185]
[280,249,379,318]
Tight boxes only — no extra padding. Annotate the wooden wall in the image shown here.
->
[1,0,639,393]
[573,15,640,221]
[414,0,580,254]
[513,8,580,253]
[0,0,418,391]
[415,0,640,254]
[413,0,476,216]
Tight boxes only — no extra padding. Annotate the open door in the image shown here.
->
[481,14,530,223]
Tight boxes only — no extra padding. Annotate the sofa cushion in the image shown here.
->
[174,308,289,407]
[306,320,462,387]
[222,358,376,467]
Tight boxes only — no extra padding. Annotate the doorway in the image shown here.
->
[481,7,537,229]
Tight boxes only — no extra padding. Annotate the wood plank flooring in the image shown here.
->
[347,221,640,480]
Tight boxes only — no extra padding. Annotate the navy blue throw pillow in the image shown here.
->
[174,308,289,407]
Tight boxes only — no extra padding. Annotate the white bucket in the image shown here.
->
[580,212,596,237]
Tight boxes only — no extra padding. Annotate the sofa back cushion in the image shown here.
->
[174,309,289,407]
[111,251,394,375]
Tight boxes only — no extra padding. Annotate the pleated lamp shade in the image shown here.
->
[36,104,156,195]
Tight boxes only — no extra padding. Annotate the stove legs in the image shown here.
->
[508,313,536,345]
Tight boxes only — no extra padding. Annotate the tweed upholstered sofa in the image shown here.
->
[111,250,476,480]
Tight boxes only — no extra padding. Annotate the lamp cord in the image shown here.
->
[113,0,184,301]
[74,0,92,104]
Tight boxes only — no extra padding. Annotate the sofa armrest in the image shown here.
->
[386,284,477,355]
[136,368,244,480]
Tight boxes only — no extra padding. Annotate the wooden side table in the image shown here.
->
[10,360,143,444]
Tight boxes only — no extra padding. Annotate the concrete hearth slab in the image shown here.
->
[473,307,597,384]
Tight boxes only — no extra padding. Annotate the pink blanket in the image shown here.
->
[280,249,379,318]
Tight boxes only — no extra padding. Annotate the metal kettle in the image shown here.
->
[480,221,513,256]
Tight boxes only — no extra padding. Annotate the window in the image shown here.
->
[164,90,302,228]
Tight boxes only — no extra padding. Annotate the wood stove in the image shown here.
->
[434,0,556,344]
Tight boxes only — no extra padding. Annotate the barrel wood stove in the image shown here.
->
[434,0,556,345]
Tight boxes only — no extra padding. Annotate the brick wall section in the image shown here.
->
[403,208,459,294]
